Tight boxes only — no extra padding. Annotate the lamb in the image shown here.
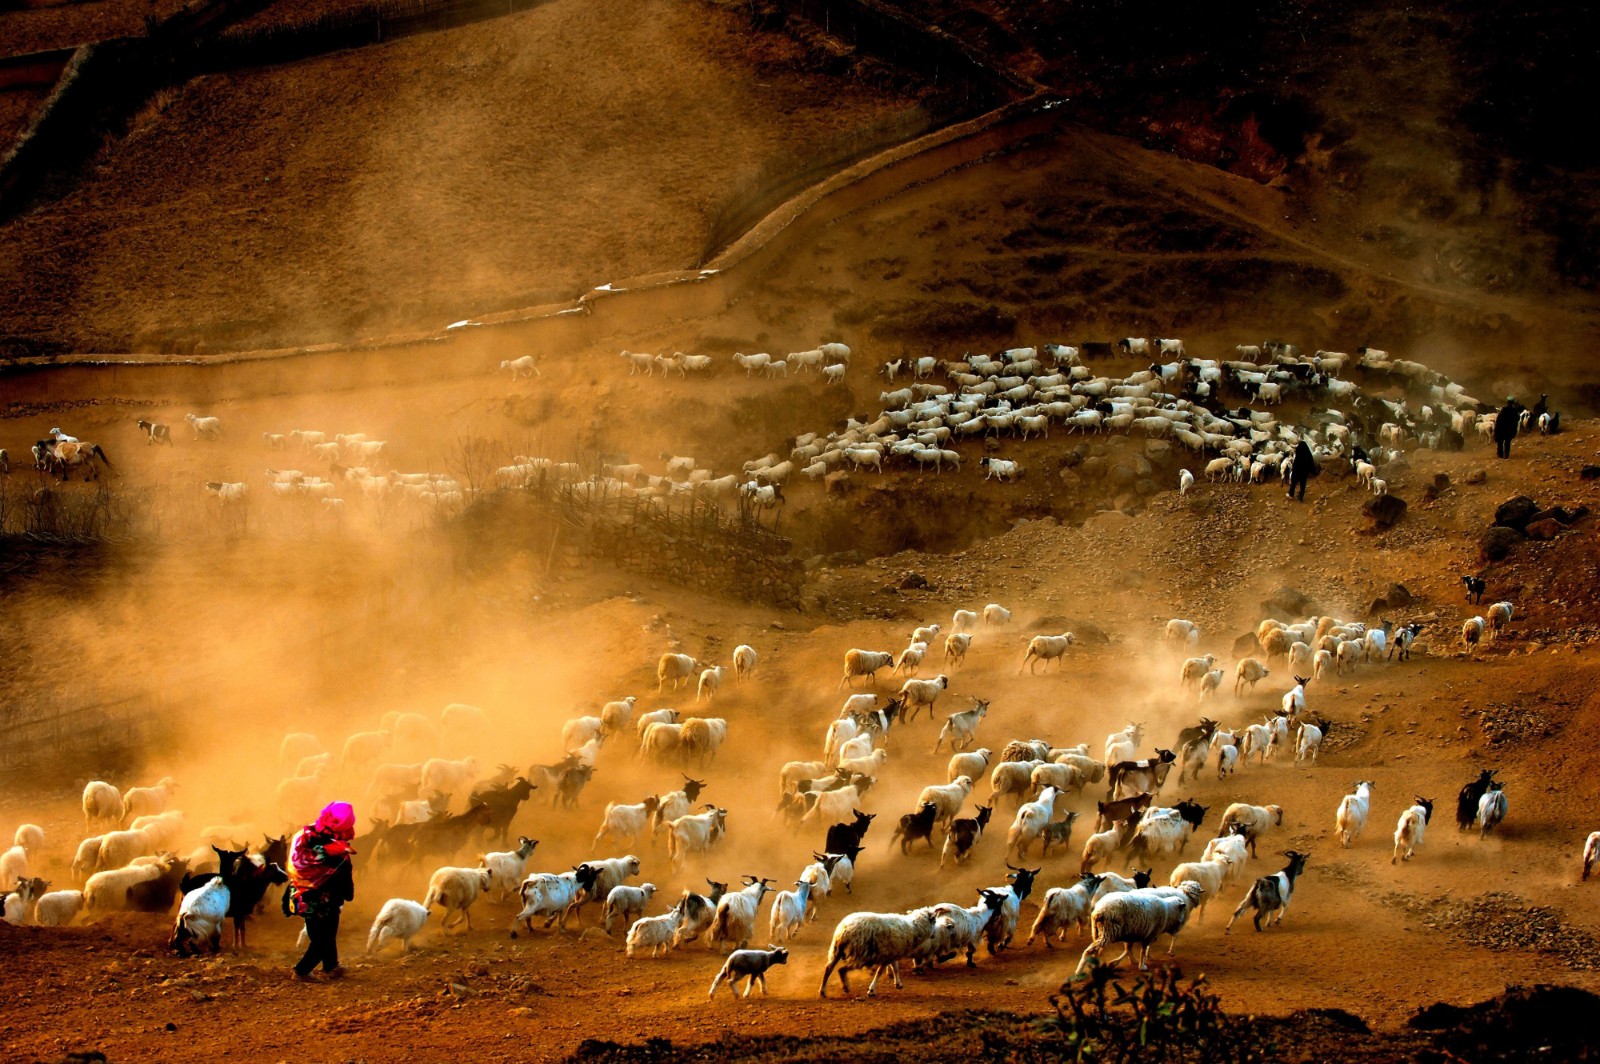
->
[1225,851,1309,934]
[696,665,727,703]
[172,877,229,955]
[423,866,494,932]
[1197,669,1224,701]
[1391,797,1435,864]
[82,780,125,834]
[934,698,989,753]
[1026,874,1104,947]
[732,644,758,683]
[501,355,540,379]
[1476,782,1508,838]
[666,807,728,870]
[1021,633,1075,673]
[983,604,1012,626]
[819,909,939,997]
[839,748,889,779]
[898,675,950,721]
[604,882,658,935]
[658,653,701,692]
[481,837,540,900]
[35,889,86,927]
[1335,782,1375,847]
[1179,468,1194,496]
[1075,882,1205,974]
[366,899,431,954]
[711,876,777,953]
[917,775,974,828]
[1486,601,1514,641]
[841,649,895,688]
[1218,803,1285,859]
[894,641,929,676]
[626,907,682,957]
[710,946,790,998]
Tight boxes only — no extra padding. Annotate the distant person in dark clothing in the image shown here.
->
[1286,440,1317,502]
[1494,396,1524,459]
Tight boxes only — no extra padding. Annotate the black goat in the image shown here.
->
[824,810,875,855]
[1462,575,1487,604]
[127,855,189,913]
[1457,769,1498,831]
[941,805,994,868]
[1038,811,1081,858]
[228,858,288,948]
[475,777,537,846]
[890,802,939,855]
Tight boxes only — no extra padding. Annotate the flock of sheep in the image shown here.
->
[9,578,1590,1002]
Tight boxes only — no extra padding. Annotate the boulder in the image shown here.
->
[1432,473,1451,491]
[1493,495,1539,531]
[1580,465,1600,481]
[1086,509,1134,533]
[1381,583,1414,608]
[1081,456,1107,480]
[1233,631,1261,657]
[1464,468,1487,484]
[1322,457,1352,478]
[1058,469,1083,491]
[1524,518,1562,541]
[1144,440,1172,462]
[1261,587,1315,619]
[1107,462,1137,487]
[1134,478,1159,496]
[1479,525,1523,561]
[899,572,930,591]
[1073,622,1111,645]
[1362,493,1408,530]
[1529,506,1574,525]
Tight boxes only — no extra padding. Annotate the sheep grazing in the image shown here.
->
[1486,601,1514,641]
[983,604,1012,627]
[35,889,85,927]
[710,946,790,999]
[366,899,431,954]
[819,909,939,997]
[840,649,895,689]
[1392,797,1435,864]
[423,866,493,932]
[1075,882,1205,974]
[1225,850,1309,934]
[1217,803,1285,859]
[82,780,125,833]
[711,876,776,953]
[627,907,683,958]
[1027,874,1105,947]
[1021,633,1076,674]
[1476,782,1508,839]
[657,652,701,692]
[1335,782,1375,847]
[604,882,657,935]
[1584,832,1600,882]
[934,698,990,753]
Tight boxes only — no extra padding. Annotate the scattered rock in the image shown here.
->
[1362,493,1407,530]
[1381,583,1414,607]
[898,572,930,591]
[1233,631,1260,657]
[1073,621,1110,644]
[1529,506,1575,525]
[1524,518,1562,540]
[1493,495,1539,531]
[1144,439,1172,462]
[1465,468,1487,484]
[1107,462,1136,487]
[1085,509,1133,532]
[1480,525,1523,561]
[1261,587,1316,619]
[1580,465,1600,481]
[1433,473,1451,491]
[1322,457,1352,478]
[1081,456,1106,480]
[448,982,476,999]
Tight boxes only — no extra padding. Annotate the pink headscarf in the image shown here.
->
[289,801,355,894]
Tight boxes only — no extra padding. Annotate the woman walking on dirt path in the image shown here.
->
[1285,440,1317,502]
[286,801,356,982]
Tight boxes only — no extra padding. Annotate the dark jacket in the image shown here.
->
[1289,441,1318,482]
[1494,401,1523,442]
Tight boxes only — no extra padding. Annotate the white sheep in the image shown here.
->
[948,748,992,783]
[657,652,701,691]
[627,906,683,957]
[1167,855,1235,920]
[767,880,813,943]
[732,645,758,683]
[1486,601,1514,641]
[420,756,480,803]
[1165,619,1201,648]
[943,632,973,667]
[1294,721,1325,765]
[1021,633,1075,673]
[185,413,222,440]
[82,781,124,834]
[1476,784,1508,838]
[710,946,790,998]
[423,866,494,932]
[367,899,431,954]
[711,877,776,953]
[1336,782,1374,847]
[1462,616,1486,651]
[894,641,929,676]
[951,609,978,633]
[898,674,949,720]
[1179,654,1217,687]
[666,807,727,870]
[819,909,939,997]
[1006,786,1059,859]
[1197,669,1224,701]
[1584,832,1600,881]
[512,871,583,934]
[1179,469,1194,496]
[838,748,889,779]
[279,732,323,768]
[1075,883,1205,974]
[934,699,989,753]
[604,882,657,935]
[92,829,155,874]
[697,665,727,703]
[1218,803,1284,859]
[35,889,85,927]
[635,707,679,741]
[600,697,638,736]
[1233,658,1270,695]
[983,604,1012,626]
[1026,874,1103,947]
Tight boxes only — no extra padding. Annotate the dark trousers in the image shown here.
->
[1287,475,1307,501]
[1496,437,1512,458]
[296,910,341,975]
